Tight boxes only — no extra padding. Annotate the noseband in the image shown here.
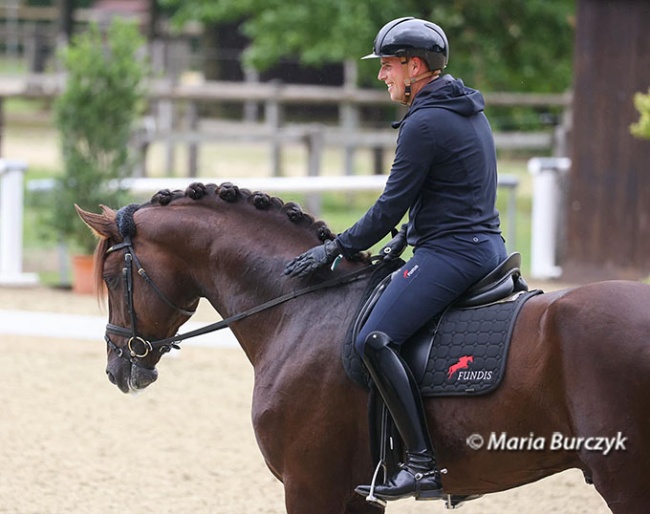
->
[104,236,197,364]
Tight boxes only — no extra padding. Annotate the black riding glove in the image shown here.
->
[380,224,408,261]
[284,239,342,277]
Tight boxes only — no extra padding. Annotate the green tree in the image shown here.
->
[160,0,575,93]
[52,19,147,254]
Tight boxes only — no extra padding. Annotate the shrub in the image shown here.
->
[52,19,147,254]
[631,88,650,141]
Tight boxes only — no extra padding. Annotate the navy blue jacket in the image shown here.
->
[337,75,502,256]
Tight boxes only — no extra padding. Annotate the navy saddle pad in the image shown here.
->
[342,267,542,397]
[403,289,541,396]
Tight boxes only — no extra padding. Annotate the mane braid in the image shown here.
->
[147,181,335,242]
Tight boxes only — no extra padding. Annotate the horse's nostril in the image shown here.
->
[106,371,117,385]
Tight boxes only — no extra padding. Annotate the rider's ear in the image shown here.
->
[75,204,121,241]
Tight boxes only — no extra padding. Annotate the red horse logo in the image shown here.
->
[447,355,474,379]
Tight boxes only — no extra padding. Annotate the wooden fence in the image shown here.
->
[0,75,571,178]
[0,74,559,281]
[137,79,571,177]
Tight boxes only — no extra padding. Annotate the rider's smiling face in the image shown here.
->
[378,56,406,103]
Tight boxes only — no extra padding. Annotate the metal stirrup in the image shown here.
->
[364,404,389,507]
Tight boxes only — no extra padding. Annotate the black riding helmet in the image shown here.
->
[363,17,449,71]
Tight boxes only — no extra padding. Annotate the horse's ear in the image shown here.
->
[75,204,120,240]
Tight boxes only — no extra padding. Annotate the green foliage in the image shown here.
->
[161,0,575,93]
[631,88,650,140]
[52,19,147,254]
[430,0,575,93]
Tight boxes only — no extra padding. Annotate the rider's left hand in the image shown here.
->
[284,240,342,277]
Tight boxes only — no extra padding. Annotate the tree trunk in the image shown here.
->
[563,0,650,280]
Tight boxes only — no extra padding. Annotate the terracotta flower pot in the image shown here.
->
[72,254,95,295]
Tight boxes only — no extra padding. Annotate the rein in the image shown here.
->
[104,236,375,363]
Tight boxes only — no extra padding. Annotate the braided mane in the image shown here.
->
[96,181,362,301]
[142,181,336,243]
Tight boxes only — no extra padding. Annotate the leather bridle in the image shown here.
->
[104,236,197,364]
[103,236,376,365]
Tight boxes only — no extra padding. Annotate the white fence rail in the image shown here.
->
[0,173,519,288]
[0,159,38,286]
[0,172,521,288]
[27,174,519,251]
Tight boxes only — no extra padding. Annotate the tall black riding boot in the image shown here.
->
[355,331,443,502]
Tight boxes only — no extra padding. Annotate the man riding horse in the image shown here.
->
[285,17,508,502]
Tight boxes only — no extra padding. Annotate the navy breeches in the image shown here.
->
[355,233,507,356]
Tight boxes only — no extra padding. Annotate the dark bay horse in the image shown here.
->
[77,182,650,514]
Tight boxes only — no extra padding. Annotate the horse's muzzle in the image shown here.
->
[130,364,158,391]
[106,358,158,394]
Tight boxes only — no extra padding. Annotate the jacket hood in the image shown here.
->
[393,75,485,128]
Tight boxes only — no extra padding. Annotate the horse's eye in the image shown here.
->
[103,275,120,290]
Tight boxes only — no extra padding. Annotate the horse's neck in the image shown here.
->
[170,208,354,364]
[203,256,367,364]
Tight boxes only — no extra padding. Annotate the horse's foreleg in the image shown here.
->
[344,496,387,514]
[253,380,377,513]
[280,424,380,514]
[283,474,381,514]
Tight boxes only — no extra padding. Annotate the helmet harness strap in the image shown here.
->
[400,56,434,105]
